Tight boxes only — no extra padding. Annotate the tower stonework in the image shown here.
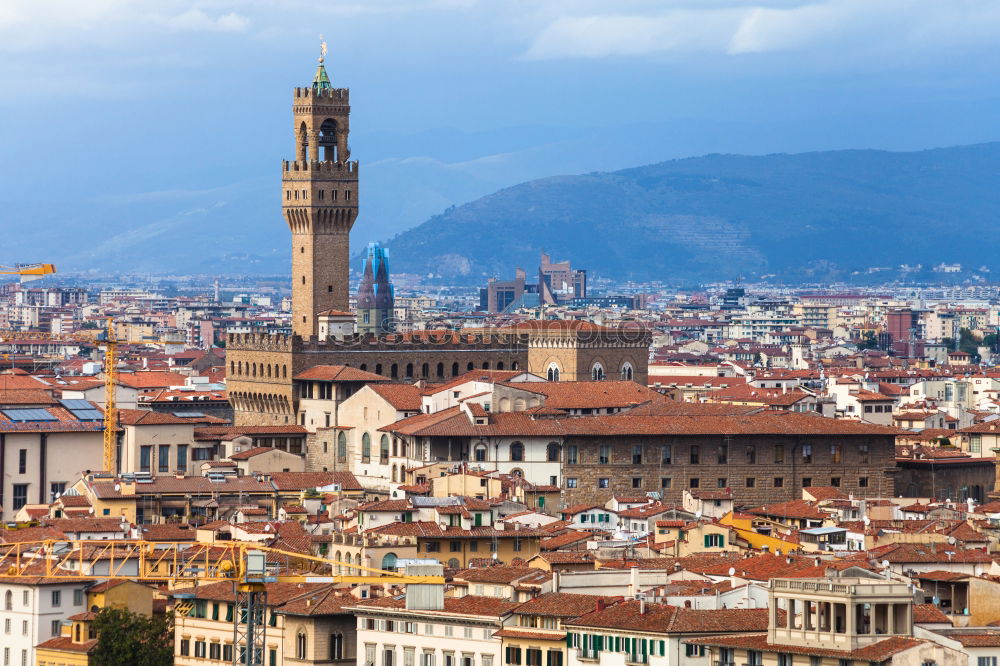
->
[284,62,358,338]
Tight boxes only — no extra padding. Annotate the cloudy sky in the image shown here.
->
[3,0,1000,270]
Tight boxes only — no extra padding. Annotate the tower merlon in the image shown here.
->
[283,160,359,176]
[294,87,350,102]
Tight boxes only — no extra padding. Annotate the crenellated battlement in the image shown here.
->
[294,87,349,102]
[282,160,359,177]
[227,331,295,352]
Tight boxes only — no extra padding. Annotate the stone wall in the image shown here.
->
[561,434,897,507]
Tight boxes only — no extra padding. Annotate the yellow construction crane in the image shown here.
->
[0,539,444,666]
[0,262,56,283]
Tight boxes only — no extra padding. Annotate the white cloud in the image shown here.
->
[522,0,1000,60]
[153,9,250,33]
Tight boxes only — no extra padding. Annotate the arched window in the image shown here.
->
[391,465,398,482]
[376,363,383,375]
[5,590,11,610]
[452,362,459,376]
[499,397,511,412]
[467,362,475,371]
[482,361,490,370]
[360,363,368,371]
[391,363,398,379]
[230,361,234,374]
[496,361,504,370]
[513,398,526,411]
[620,362,634,381]
[436,362,445,378]
[75,624,81,642]
[421,363,430,378]
[380,434,390,464]
[296,632,307,660]
[337,431,347,462]
[448,558,460,569]
[405,363,414,378]
[512,361,519,371]
[266,364,271,378]
[362,433,371,463]
[547,442,561,462]
[546,364,560,382]
[251,363,257,377]
[283,365,287,378]
[510,468,524,478]
[591,363,605,381]
[330,633,344,661]
[510,441,524,462]
[382,552,398,571]
[474,444,488,462]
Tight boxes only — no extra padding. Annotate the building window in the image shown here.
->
[716,445,727,464]
[566,478,578,489]
[177,445,188,473]
[858,476,869,488]
[661,445,672,464]
[140,445,152,472]
[51,590,60,607]
[12,484,28,511]
[774,477,784,488]
[17,449,26,475]
[380,434,390,464]
[180,639,190,656]
[689,445,700,464]
[547,442,561,462]
[632,445,643,465]
[224,645,234,662]
[717,478,727,488]
[620,362,634,381]
[745,477,756,488]
[801,477,812,488]
[510,442,524,462]
[970,434,982,453]
[689,478,700,489]
[474,444,487,462]
[567,445,578,465]
[746,445,756,464]
[830,444,842,464]
[631,477,642,489]
[802,445,812,463]
[546,365,560,382]
[774,444,784,464]
[297,632,307,660]
[158,445,170,473]
[598,478,609,489]
[362,433,371,463]
[591,363,605,381]
[859,443,870,463]
[210,643,221,660]
[599,445,611,464]
[73,589,83,606]
[194,642,206,659]
[661,477,671,489]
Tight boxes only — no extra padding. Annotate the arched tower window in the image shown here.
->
[436,362,445,378]
[620,362,634,381]
[319,118,339,162]
[547,364,560,382]
[421,363,429,378]
[361,433,371,463]
[380,434,390,464]
[452,362,459,376]
[592,363,605,381]
[405,363,414,378]
[296,632,307,660]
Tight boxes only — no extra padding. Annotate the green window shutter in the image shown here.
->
[659,641,665,656]
[704,534,711,548]
[615,637,621,652]
[566,634,573,648]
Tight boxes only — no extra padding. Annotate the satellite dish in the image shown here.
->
[863,516,871,525]
[114,484,121,492]
[695,510,703,520]
[491,552,498,560]
[881,560,890,569]
[264,524,271,532]
[947,536,956,545]
[728,567,736,576]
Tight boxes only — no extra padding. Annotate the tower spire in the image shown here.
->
[313,35,332,90]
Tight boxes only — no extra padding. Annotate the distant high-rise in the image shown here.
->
[356,243,395,335]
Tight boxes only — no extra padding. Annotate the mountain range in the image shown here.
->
[381,142,1000,284]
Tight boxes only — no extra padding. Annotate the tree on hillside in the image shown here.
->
[91,607,173,666]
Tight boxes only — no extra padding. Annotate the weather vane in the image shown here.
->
[319,35,328,64]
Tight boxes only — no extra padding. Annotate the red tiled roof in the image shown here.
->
[294,365,390,382]
[685,633,925,661]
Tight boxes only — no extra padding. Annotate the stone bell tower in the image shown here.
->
[283,46,358,337]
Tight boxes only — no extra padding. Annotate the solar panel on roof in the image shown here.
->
[2,408,58,422]
[70,409,104,421]
[59,399,95,410]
